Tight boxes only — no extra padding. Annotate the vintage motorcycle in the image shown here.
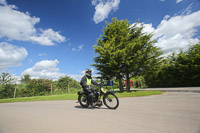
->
[77,85,119,109]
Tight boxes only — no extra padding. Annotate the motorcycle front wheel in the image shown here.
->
[78,94,89,108]
[103,93,119,109]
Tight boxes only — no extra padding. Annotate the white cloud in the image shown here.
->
[0,0,66,46]
[164,15,170,20]
[68,74,83,81]
[78,44,84,51]
[30,29,66,46]
[0,5,39,41]
[131,23,155,38]
[136,23,155,34]
[72,44,84,52]
[176,0,183,4]
[136,10,200,56]
[0,0,7,5]
[160,0,183,4]
[153,10,200,54]
[0,42,28,70]
[92,0,120,24]
[21,59,65,80]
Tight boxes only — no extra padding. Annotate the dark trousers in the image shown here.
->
[83,87,94,106]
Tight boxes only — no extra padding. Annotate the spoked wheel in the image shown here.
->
[78,94,89,108]
[103,93,119,109]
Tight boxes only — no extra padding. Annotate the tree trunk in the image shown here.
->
[126,74,130,91]
[67,82,70,93]
[118,77,124,91]
[137,80,140,88]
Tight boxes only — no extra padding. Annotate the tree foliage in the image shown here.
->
[21,75,31,83]
[0,72,15,98]
[56,76,81,91]
[144,42,200,87]
[24,79,52,96]
[93,18,163,90]
[0,72,14,85]
[0,73,81,99]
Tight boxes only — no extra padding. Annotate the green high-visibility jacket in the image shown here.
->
[80,75,97,88]
[86,77,92,86]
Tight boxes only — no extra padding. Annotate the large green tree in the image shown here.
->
[121,23,163,90]
[93,18,162,91]
[93,18,130,90]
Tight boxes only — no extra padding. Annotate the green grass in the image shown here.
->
[115,90,163,98]
[0,94,78,103]
[0,91,162,103]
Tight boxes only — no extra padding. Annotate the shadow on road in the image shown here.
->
[74,105,108,110]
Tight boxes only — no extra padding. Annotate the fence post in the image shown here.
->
[67,82,70,93]
[51,83,53,95]
[14,83,17,98]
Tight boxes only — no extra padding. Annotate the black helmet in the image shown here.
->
[85,68,92,78]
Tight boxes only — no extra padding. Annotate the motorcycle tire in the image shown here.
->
[103,92,119,109]
[78,94,89,108]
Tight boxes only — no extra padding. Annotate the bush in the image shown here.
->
[0,84,15,99]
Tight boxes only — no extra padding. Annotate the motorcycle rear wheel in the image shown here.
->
[78,94,89,108]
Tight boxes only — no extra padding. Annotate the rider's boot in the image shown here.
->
[92,102,96,107]
[89,102,96,109]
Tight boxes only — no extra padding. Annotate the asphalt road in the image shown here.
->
[0,92,200,133]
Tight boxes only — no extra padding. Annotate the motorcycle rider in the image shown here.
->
[80,68,98,107]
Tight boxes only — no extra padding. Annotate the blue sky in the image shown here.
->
[0,0,200,81]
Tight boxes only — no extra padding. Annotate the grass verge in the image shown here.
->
[115,90,163,98]
[0,90,162,103]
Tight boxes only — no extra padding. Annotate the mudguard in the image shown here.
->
[101,88,115,94]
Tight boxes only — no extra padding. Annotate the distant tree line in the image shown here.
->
[144,43,200,87]
[0,73,81,99]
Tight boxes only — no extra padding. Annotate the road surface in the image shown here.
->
[0,92,200,133]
